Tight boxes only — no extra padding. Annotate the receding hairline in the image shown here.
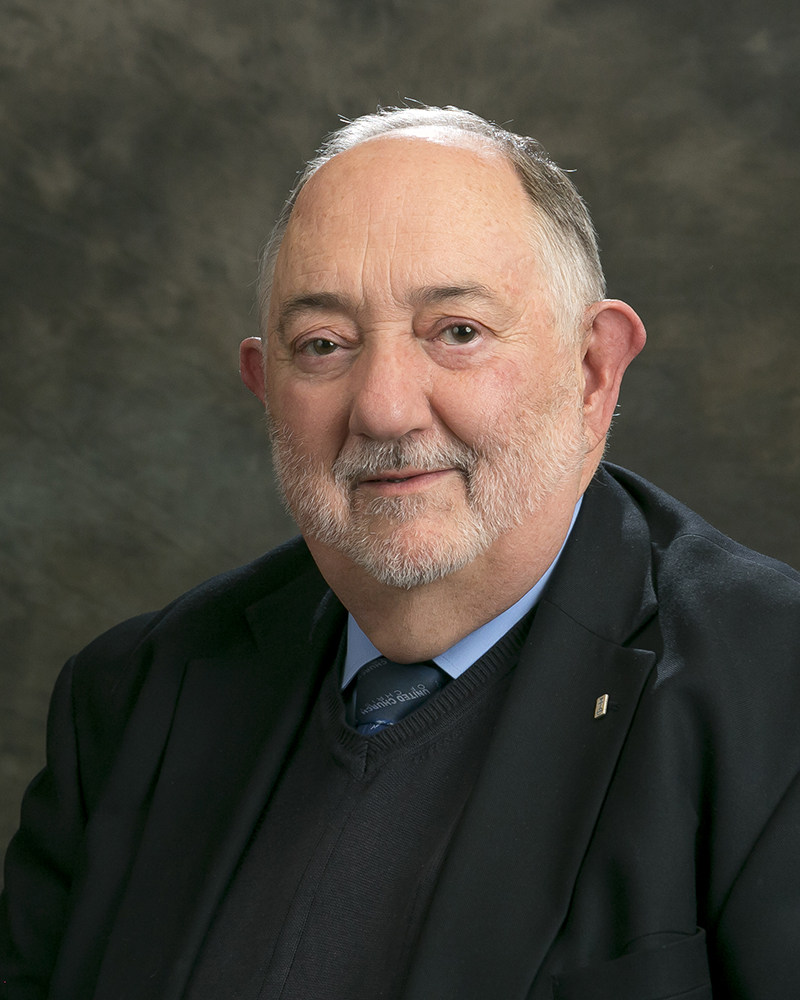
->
[308,122,510,159]
[285,127,540,237]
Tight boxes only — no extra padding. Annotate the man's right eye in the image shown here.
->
[302,338,339,356]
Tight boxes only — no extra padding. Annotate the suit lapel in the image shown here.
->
[403,468,660,1000]
[92,569,345,1000]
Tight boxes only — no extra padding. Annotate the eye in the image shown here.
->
[300,338,339,356]
[439,323,480,345]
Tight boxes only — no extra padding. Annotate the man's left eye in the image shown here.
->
[439,323,479,344]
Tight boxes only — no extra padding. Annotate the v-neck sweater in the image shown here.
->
[184,612,533,1000]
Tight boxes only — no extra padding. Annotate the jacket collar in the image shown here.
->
[546,465,658,643]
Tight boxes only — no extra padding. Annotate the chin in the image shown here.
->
[341,514,493,590]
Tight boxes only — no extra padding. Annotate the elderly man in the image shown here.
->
[2,107,799,1000]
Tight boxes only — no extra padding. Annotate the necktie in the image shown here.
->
[354,656,450,735]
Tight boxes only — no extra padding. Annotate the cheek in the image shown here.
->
[267,376,351,460]
[436,356,577,448]
[434,367,524,441]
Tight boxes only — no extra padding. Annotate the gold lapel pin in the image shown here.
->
[594,694,609,719]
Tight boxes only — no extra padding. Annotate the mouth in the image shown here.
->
[356,468,455,492]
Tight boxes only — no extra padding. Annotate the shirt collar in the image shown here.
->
[341,497,583,689]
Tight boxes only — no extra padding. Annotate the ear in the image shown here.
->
[239,337,267,404]
[581,300,646,451]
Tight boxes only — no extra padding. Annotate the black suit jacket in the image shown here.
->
[2,465,800,1000]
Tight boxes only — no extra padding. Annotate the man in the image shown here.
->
[2,106,799,1000]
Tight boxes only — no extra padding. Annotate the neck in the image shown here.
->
[305,479,585,662]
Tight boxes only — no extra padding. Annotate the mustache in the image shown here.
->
[332,435,478,487]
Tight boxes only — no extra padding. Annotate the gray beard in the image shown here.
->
[268,388,588,590]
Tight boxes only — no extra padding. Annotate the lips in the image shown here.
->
[361,469,444,485]
[353,468,456,492]
[332,438,477,493]
[362,469,432,483]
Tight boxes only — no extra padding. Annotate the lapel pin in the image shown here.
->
[594,694,609,719]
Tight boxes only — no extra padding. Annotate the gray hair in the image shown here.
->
[258,105,606,343]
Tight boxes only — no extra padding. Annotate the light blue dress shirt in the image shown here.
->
[341,498,583,688]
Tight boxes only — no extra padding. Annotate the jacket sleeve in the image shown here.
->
[0,658,86,1000]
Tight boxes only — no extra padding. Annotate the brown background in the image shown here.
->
[1,0,798,860]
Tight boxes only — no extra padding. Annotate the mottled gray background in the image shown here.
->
[1,0,798,860]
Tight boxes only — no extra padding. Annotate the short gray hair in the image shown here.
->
[258,105,606,343]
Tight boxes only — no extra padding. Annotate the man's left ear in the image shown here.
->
[240,337,267,405]
[581,300,646,449]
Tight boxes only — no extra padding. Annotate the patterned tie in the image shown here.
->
[354,656,450,735]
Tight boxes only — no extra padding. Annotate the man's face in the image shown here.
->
[265,133,589,589]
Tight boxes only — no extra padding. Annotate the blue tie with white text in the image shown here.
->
[354,656,449,735]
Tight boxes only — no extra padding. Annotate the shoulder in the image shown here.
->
[602,462,800,606]
[65,536,323,779]
[74,534,317,667]
[602,462,800,779]
[552,463,800,651]
[600,463,800,673]
[578,464,800,736]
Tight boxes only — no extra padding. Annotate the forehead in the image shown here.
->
[270,133,544,311]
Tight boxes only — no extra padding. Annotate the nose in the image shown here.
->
[348,338,434,441]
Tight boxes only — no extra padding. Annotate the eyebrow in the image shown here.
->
[274,283,503,336]
[275,292,357,337]
[407,283,499,308]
